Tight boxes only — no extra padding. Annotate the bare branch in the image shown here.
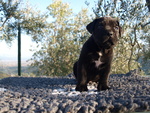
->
[141,21,150,28]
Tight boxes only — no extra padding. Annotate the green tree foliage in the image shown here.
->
[30,0,91,76]
[0,0,48,44]
[93,0,149,74]
[142,0,150,61]
[0,0,19,43]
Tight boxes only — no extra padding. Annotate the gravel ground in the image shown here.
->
[0,70,150,113]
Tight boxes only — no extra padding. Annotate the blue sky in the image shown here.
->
[28,0,95,13]
[0,0,95,61]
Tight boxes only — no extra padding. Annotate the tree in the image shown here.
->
[0,0,20,43]
[0,0,48,44]
[146,0,150,11]
[30,0,91,76]
[93,0,149,74]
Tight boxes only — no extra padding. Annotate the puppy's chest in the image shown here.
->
[93,52,103,68]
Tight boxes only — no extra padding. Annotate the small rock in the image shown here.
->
[78,106,88,113]
[0,106,9,112]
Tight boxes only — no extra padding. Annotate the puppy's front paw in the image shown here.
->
[75,85,88,92]
[97,84,110,91]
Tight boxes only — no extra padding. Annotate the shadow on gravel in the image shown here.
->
[0,77,77,89]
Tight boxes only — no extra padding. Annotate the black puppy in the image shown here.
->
[73,17,122,92]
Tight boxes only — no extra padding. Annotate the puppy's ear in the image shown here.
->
[86,19,97,34]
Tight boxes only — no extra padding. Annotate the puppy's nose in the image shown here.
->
[107,31,113,37]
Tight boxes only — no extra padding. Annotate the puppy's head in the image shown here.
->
[86,17,122,49]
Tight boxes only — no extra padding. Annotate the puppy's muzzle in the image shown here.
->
[107,31,113,37]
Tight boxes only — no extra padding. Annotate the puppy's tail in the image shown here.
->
[73,61,78,79]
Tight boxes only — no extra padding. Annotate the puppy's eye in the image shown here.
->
[114,26,119,30]
[98,24,103,28]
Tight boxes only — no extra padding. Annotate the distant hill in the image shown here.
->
[0,59,31,67]
[0,59,35,78]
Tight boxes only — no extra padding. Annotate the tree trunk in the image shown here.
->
[146,0,150,12]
